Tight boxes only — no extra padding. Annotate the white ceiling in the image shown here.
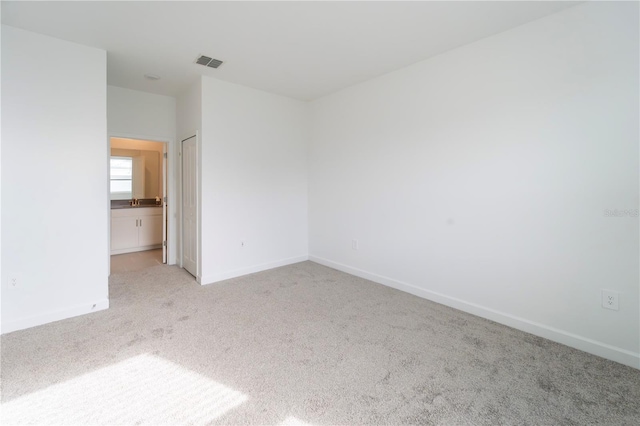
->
[1,1,580,101]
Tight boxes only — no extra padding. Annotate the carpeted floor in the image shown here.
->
[1,261,639,425]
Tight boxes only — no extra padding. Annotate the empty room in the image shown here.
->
[1,1,639,425]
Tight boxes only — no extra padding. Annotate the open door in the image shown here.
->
[181,135,198,277]
[162,145,168,264]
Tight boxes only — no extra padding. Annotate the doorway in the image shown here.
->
[109,137,168,274]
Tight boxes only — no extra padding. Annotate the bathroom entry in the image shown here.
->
[109,137,168,271]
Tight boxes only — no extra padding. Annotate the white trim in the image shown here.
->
[309,255,640,369]
[1,299,109,334]
[200,255,310,285]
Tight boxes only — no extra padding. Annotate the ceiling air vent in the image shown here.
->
[195,55,223,69]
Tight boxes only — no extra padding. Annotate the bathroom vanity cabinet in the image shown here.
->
[111,207,163,254]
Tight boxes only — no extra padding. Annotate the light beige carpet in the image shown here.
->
[1,261,639,425]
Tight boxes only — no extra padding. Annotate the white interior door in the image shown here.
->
[162,145,167,264]
[182,136,197,277]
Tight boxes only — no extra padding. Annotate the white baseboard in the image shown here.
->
[1,299,110,335]
[309,255,640,370]
[200,255,310,285]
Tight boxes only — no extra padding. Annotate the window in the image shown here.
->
[110,156,133,200]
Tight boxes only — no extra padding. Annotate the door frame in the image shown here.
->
[107,133,174,274]
[179,132,200,281]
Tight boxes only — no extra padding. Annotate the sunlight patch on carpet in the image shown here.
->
[1,354,248,425]
[279,415,315,426]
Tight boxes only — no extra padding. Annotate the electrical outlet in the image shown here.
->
[9,277,18,290]
[602,289,619,311]
[352,239,358,250]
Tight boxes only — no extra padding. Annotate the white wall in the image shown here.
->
[1,26,108,333]
[200,77,309,283]
[107,86,177,264]
[176,80,202,144]
[107,86,176,141]
[309,2,639,368]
